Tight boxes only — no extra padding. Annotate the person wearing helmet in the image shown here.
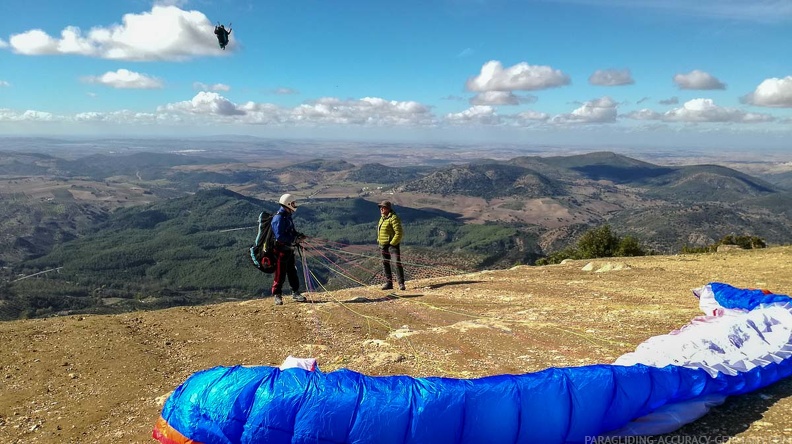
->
[214,24,232,50]
[377,200,405,291]
[270,193,306,305]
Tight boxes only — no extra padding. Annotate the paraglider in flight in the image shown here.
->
[214,23,232,50]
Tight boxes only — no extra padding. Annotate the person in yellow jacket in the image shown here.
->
[377,200,405,290]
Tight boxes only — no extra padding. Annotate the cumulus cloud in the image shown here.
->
[514,110,550,122]
[625,98,775,123]
[156,94,437,126]
[288,97,435,126]
[193,82,230,92]
[553,96,619,124]
[83,69,163,89]
[0,109,61,122]
[8,5,222,61]
[466,60,570,92]
[673,70,726,90]
[659,96,679,105]
[589,68,635,86]
[469,91,537,106]
[741,76,792,108]
[159,92,245,116]
[74,110,161,124]
[445,106,500,125]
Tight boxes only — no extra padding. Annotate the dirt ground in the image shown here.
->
[2,246,792,443]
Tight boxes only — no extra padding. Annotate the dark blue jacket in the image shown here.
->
[271,207,298,245]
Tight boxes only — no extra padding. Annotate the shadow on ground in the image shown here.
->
[426,280,483,289]
[342,293,423,303]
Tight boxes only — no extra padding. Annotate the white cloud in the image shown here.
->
[466,60,570,92]
[626,98,775,123]
[155,0,189,6]
[673,70,726,90]
[157,94,436,126]
[273,87,298,95]
[0,109,61,122]
[193,82,231,92]
[8,6,223,61]
[159,91,245,116]
[741,76,792,108]
[624,109,663,120]
[0,38,8,48]
[288,97,435,126]
[469,91,537,106]
[514,110,550,122]
[589,68,634,86]
[74,110,162,124]
[457,48,474,58]
[553,96,619,123]
[83,69,163,89]
[445,106,500,125]
[0,80,9,87]
[659,96,679,105]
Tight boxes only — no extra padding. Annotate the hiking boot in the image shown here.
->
[398,283,406,291]
[274,295,283,306]
[381,282,393,290]
[292,292,306,302]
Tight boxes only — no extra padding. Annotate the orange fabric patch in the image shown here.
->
[152,416,201,444]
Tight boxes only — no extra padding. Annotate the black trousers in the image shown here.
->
[380,244,404,284]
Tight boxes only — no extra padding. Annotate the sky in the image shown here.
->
[1,0,792,151]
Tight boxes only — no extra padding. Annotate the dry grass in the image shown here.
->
[1,246,792,443]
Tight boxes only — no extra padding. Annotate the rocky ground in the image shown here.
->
[2,246,792,443]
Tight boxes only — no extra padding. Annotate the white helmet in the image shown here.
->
[278,193,298,212]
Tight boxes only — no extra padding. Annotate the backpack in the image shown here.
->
[250,211,276,273]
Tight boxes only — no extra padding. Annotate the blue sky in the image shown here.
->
[1,0,792,150]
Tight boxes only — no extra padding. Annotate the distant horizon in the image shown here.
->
[2,133,791,166]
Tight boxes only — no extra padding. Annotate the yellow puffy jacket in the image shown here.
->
[377,212,403,247]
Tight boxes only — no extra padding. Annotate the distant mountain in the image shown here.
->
[763,171,792,191]
[287,159,356,172]
[0,152,61,176]
[538,151,675,184]
[3,150,790,291]
[6,189,540,319]
[607,203,792,252]
[397,163,565,199]
[640,165,778,202]
[56,152,235,180]
[345,163,428,184]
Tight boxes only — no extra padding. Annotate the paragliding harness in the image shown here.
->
[250,211,276,273]
[214,22,231,50]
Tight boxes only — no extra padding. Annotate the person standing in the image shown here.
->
[271,193,306,305]
[377,200,405,291]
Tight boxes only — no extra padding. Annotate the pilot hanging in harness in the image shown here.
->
[214,23,232,50]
